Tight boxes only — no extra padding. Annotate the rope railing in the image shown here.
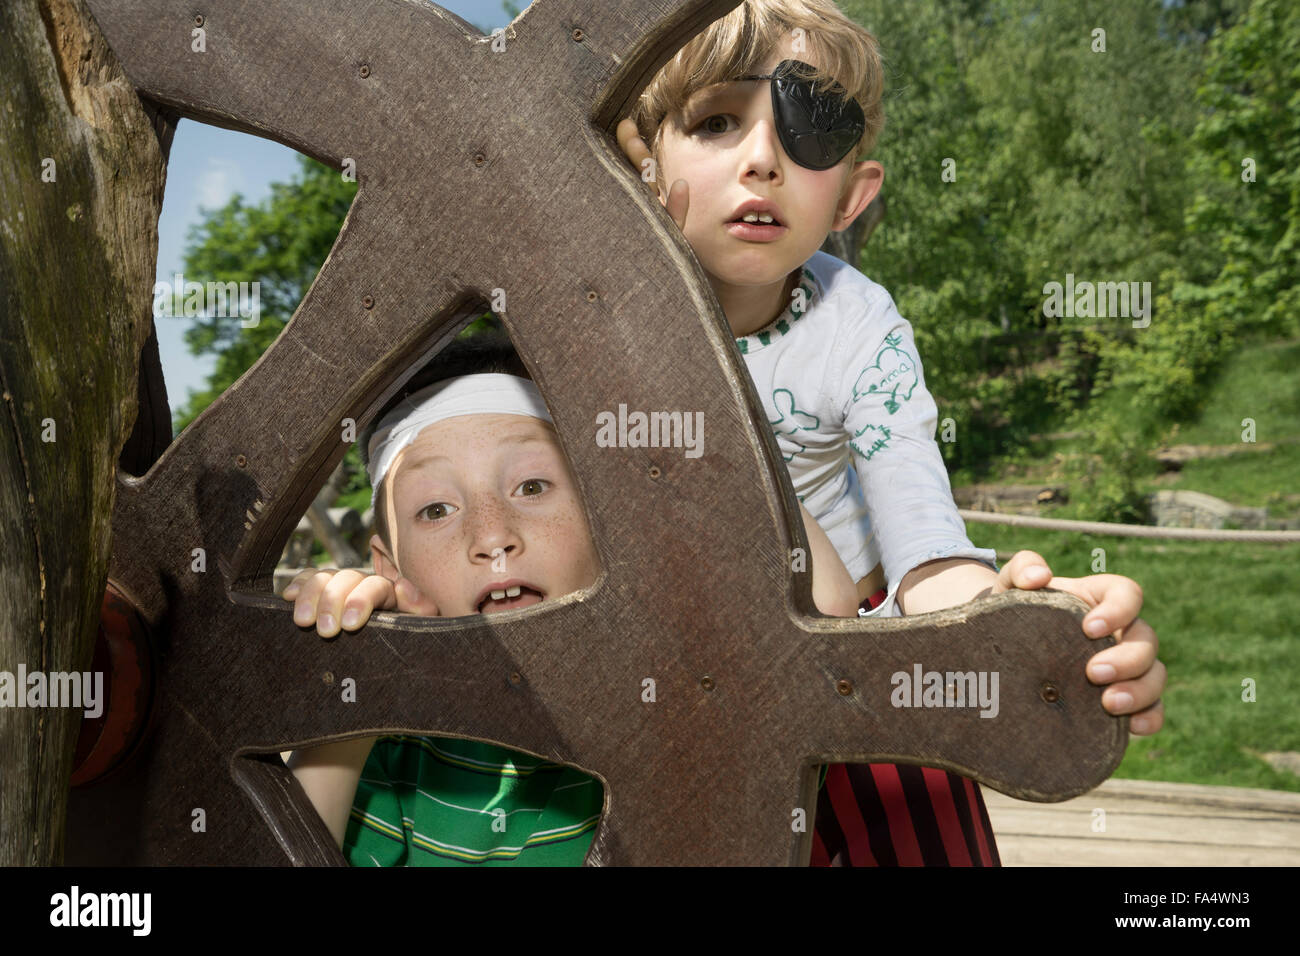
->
[959,509,1300,542]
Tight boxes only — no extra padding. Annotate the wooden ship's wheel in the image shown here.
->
[62,0,1126,865]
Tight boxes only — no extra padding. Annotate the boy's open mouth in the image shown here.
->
[727,198,786,228]
[725,218,787,241]
[477,584,545,614]
[728,211,784,226]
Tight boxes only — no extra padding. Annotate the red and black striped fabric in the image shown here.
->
[809,589,1002,867]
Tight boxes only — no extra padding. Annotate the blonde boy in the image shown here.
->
[614,0,1164,863]
[619,0,1002,616]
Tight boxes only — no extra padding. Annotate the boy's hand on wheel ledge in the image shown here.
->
[282,567,440,637]
[989,550,1164,735]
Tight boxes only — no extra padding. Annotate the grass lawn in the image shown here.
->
[1162,443,1300,517]
[968,522,1300,792]
[1165,338,1300,448]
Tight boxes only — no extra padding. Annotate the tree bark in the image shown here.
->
[820,195,885,267]
[0,0,164,865]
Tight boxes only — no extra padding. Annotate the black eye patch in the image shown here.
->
[732,59,866,170]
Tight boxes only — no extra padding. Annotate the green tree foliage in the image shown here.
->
[170,0,1295,521]
[173,154,357,433]
[840,0,1251,485]
[1180,0,1300,337]
[173,152,497,500]
[1079,0,1299,519]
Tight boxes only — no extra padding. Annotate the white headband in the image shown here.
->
[366,373,553,510]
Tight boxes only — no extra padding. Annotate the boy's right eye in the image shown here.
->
[419,502,457,521]
[691,113,737,136]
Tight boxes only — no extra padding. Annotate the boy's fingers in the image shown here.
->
[282,566,328,600]
[1086,616,1165,725]
[313,569,371,638]
[994,550,1052,592]
[616,118,658,193]
[359,575,400,612]
[394,577,440,617]
[1087,618,1159,684]
[616,118,649,167]
[1100,657,1167,721]
[288,569,341,625]
[1035,573,1144,638]
[665,179,689,232]
[1066,574,1145,639]
[336,576,406,632]
[1127,698,1164,736]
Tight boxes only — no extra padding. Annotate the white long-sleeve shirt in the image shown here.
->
[736,250,996,616]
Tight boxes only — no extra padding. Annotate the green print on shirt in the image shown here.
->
[850,422,892,461]
[851,332,918,415]
[769,388,820,462]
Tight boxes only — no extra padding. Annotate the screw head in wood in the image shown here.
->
[836,679,853,696]
[235,454,247,467]
[700,676,715,692]
[362,295,374,309]
[1041,682,1060,703]
[359,64,370,78]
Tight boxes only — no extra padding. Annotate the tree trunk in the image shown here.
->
[304,461,362,567]
[820,195,885,267]
[0,0,164,865]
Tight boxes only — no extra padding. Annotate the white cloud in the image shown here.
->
[194,158,242,210]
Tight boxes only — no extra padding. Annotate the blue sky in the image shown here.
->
[154,0,523,412]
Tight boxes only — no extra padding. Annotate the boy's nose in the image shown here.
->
[466,499,524,562]
[476,541,519,567]
[739,118,786,179]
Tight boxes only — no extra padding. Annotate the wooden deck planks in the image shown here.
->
[984,778,1300,866]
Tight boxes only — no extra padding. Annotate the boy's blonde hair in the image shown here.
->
[631,0,884,166]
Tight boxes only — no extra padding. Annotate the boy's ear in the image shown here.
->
[370,534,399,582]
[832,159,884,232]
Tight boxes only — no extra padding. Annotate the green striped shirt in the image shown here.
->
[343,735,603,866]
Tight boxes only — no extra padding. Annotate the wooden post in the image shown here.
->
[0,0,163,865]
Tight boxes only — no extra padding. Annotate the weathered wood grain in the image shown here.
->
[49,0,1128,866]
[0,0,164,865]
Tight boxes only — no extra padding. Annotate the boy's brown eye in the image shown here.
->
[517,478,549,497]
[701,114,732,134]
[420,503,455,521]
